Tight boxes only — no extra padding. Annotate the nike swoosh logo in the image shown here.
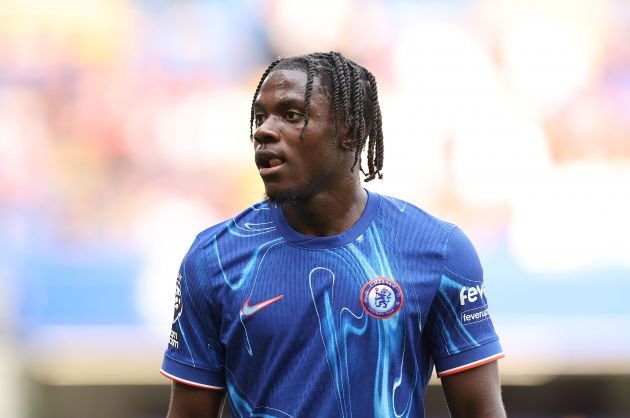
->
[241,294,285,316]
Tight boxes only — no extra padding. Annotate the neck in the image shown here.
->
[281,181,368,237]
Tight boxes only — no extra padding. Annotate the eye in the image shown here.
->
[285,110,303,122]
[254,113,265,127]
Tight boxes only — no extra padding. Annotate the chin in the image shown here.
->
[264,185,311,205]
[265,191,302,205]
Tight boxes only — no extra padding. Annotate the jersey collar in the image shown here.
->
[270,190,381,249]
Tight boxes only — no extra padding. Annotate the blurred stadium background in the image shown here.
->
[1,0,629,417]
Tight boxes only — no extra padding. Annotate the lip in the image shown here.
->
[255,150,286,177]
[259,162,285,176]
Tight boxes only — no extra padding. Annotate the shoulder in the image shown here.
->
[184,200,274,265]
[191,201,274,246]
[374,192,480,272]
[375,192,456,238]
[442,226,483,281]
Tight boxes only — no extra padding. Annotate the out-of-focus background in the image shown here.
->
[1,0,629,417]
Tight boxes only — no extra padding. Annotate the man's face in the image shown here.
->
[253,69,344,203]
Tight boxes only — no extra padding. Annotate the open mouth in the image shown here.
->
[256,153,285,176]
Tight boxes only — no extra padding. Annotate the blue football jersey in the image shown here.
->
[161,191,503,417]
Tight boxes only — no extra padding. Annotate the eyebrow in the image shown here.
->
[253,96,305,112]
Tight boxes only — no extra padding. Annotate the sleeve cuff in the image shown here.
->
[161,354,226,390]
[435,339,504,378]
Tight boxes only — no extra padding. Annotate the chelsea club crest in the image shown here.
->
[360,277,403,319]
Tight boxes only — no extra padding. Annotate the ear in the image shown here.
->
[336,120,356,151]
[339,131,354,150]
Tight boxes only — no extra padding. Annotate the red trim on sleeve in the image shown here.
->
[160,369,226,391]
[437,353,505,378]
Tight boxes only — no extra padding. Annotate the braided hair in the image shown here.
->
[249,52,384,182]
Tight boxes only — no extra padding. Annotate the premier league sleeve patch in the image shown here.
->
[173,272,183,324]
[360,277,404,319]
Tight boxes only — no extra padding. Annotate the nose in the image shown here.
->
[253,116,280,145]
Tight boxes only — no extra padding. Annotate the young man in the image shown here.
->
[161,52,506,418]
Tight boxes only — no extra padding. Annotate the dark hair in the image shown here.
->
[249,52,384,182]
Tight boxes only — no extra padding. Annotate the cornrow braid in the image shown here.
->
[299,58,316,141]
[364,71,383,180]
[249,52,385,182]
[249,58,282,140]
[329,66,341,137]
[362,79,376,179]
[350,65,366,173]
[330,52,352,132]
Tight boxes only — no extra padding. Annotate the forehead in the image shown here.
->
[255,69,326,106]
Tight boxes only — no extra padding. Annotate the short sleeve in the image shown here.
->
[425,227,504,378]
[160,237,226,389]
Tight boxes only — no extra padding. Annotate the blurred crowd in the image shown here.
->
[0,0,629,340]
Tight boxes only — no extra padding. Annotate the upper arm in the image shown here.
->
[424,226,504,377]
[425,228,503,377]
[423,226,506,416]
[166,381,225,418]
[441,361,506,418]
[161,237,227,408]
